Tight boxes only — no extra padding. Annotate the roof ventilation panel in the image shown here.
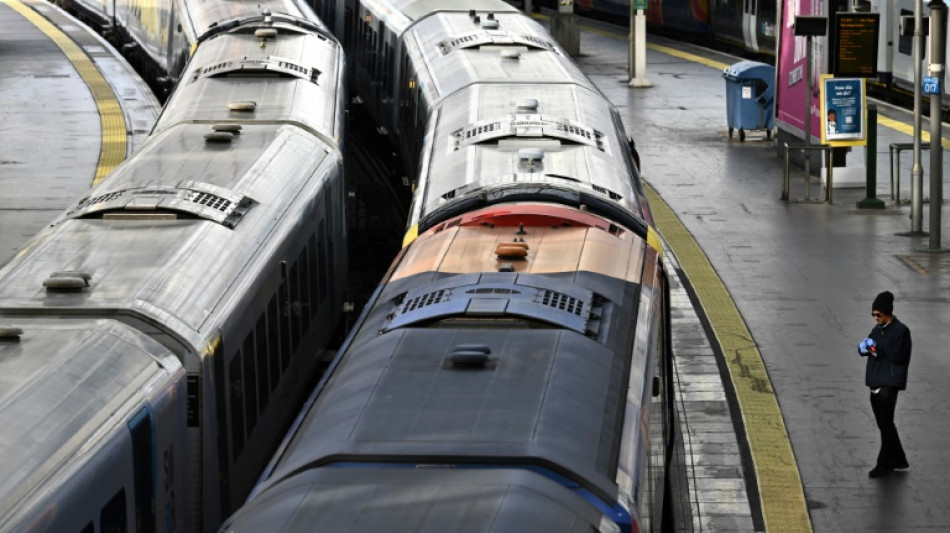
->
[516,98,538,112]
[500,49,521,61]
[228,101,257,112]
[255,28,277,40]
[43,271,92,291]
[518,148,545,163]
[0,326,23,341]
[481,19,499,29]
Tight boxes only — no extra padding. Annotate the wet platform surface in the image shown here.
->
[0,0,158,266]
[572,19,950,532]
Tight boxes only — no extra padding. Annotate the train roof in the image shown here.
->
[405,9,591,98]
[265,286,642,506]
[0,124,338,345]
[360,0,516,25]
[155,19,344,139]
[227,468,616,532]
[412,82,643,230]
[181,0,329,41]
[0,318,182,524]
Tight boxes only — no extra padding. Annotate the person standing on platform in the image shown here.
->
[858,291,912,478]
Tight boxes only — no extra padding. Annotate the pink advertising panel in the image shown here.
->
[776,0,826,141]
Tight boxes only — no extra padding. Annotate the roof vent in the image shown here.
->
[447,344,493,369]
[0,326,23,341]
[500,49,521,61]
[43,271,92,291]
[213,124,242,133]
[516,98,538,112]
[228,101,257,112]
[518,148,545,163]
[255,28,277,40]
[481,19,500,29]
[495,241,528,258]
[204,130,236,144]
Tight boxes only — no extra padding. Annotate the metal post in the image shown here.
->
[524,0,532,15]
[628,1,651,87]
[858,105,885,208]
[928,0,945,250]
[805,35,813,201]
[911,0,925,233]
[550,0,579,56]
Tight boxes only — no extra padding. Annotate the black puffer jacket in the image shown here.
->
[859,316,912,389]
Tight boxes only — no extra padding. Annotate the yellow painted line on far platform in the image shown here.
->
[2,0,127,186]
[644,183,813,533]
[576,15,812,531]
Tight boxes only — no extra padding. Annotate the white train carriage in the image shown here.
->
[310,1,650,233]
[0,319,186,533]
[0,13,346,532]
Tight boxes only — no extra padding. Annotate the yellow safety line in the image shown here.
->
[2,0,127,186]
[876,114,950,150]
[644,183,812,533]
[561,14,812,530]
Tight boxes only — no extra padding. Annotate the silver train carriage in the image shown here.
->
[0,10,346,532]
[58,0,333,93]
[309,0,651,237]
[0,320,185,533]
[221,201,674,533]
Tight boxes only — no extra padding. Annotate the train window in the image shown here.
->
[128,409,156,533]
[242,333,258,435]
[255,316,270,413]
[318,221,328,303]
[344,6,353,49]
[229,355,245,458]
[381,42,390,95]
[289,261,302,351]
[308,233,320,314]
[100,489,127,533]
[297,247,312,332]
[279,278,293,372]
[268,296,281,390]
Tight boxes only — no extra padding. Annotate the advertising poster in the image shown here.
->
[775,0,824,141]
[820,76,866,145]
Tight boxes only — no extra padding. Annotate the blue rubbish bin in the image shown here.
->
[722,61,775,142]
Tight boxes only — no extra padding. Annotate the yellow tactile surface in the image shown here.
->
[2,0,127,186]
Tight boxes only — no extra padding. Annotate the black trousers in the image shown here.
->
[870,386,908,468]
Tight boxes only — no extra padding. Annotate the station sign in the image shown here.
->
[923,76,941,95]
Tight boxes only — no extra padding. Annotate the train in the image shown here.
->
[220,1,677,532]
[0,0,347,531]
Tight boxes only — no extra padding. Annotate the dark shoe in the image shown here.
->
[869,466,892,478]
[892,460,909,470]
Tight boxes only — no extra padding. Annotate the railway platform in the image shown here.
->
[570,18,950,533]
[0,0,159,266]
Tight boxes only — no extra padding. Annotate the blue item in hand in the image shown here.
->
[859,339,869,354]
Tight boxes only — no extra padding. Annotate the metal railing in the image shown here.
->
[888,142,931,204]
[782,143,834,203]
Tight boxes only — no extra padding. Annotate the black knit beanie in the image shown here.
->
[872,291,894,315]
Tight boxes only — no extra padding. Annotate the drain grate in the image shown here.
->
[897,254,950,274]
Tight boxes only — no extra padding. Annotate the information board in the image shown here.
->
[833,13,880,78]
[820,76,867,146]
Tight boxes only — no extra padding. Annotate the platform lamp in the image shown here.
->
[794,16,827,181]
